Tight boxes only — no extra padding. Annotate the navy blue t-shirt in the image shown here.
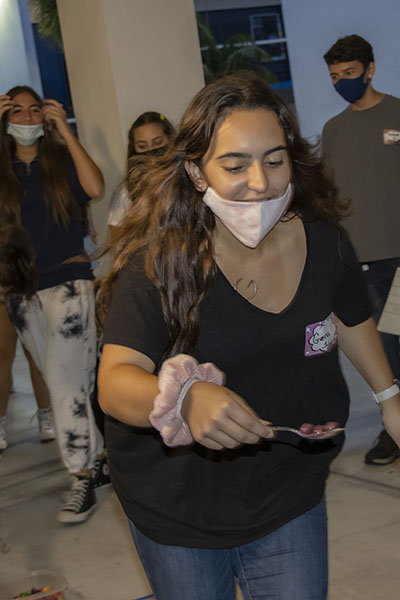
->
[13,154,93,290]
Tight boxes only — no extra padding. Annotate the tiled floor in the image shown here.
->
[0,345,399,599]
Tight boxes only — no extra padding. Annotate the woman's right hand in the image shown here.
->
[181,381,273,450]
[0,95,14,119]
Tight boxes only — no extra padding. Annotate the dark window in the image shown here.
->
[198,5,294,106]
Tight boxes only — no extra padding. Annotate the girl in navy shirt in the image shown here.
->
[0,86,107,524]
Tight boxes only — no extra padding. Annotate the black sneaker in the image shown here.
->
[91,455,112,489]
[58,476,97,523]
[364,429,400,465]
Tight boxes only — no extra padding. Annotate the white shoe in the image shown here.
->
[38,407,55,443]
[0,416,7,450]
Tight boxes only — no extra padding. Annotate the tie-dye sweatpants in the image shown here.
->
[6,279,104,473]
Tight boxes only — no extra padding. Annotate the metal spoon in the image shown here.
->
[270,426,344,440]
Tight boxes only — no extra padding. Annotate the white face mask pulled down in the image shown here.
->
[7,122,44,146]
[203,182,293,248]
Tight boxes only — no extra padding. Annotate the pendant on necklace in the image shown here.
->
[234,278,258,299]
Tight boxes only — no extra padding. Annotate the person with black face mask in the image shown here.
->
[321,35,400,467]
[107,111,176,243]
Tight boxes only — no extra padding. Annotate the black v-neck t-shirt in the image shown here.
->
[102,218,370,549]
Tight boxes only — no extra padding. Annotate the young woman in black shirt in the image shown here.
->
[98,73,400,600]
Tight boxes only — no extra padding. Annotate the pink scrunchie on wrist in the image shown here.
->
[149,354,225,447]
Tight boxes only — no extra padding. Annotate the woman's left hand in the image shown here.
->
[42,99,70,138]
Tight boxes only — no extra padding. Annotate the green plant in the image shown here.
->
[35,0,63,49]
[197,14,277,84]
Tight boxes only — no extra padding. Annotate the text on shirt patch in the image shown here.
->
[304,312,338,357]
[383,129,400,145]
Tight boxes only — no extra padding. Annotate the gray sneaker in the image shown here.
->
[38,407,56,443]
[58,476,97,524]
[0,416,7,450]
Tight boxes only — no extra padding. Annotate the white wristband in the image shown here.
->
[176,377,202,421]
[373,381,400,404]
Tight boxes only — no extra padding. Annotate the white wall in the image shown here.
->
[57,0,204,249]
[281,0,400,140]
[101,0,204,150]
[0,0,42,94]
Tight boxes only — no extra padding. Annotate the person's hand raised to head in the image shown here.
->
[0,95,14,119]
[42,99,70,139]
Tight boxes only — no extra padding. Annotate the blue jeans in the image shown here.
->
[363,258,400,378]
[129,498,328,600]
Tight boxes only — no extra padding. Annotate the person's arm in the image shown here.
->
[98,343,272,450]
[42,99,104,198]
[337,316,400,446]
[98,344,158,426]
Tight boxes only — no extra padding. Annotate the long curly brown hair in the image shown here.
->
[98,72,346,358]
[0,85,81,227]
[0,217,38,297]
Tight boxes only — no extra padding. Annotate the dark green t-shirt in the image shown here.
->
[102,219,370,549]
[322,94,400,262]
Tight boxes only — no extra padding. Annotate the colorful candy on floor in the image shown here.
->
[13,587,64,599]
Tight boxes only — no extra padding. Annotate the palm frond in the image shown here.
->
[196,14,277,83]
[223,45,273,74]
[35,0,63,49]
[196,14,217,52]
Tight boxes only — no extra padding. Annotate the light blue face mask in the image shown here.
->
[333,71,368,104]
[7,122,44,146]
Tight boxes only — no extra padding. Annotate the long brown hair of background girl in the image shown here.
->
[98,72,347,359]
[0,85,80,227]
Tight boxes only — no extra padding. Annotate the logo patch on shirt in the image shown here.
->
[383,129,400,145]
[304,312,338,357]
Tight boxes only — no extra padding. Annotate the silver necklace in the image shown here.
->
[234,278,258,299]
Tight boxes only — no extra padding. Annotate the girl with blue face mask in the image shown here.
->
[0,86,109,524]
